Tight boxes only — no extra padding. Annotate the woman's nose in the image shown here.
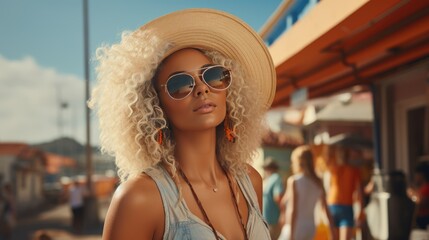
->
[193,76,209,97]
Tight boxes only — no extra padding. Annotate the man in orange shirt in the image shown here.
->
[326,145,364,240]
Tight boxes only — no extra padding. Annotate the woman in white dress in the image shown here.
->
[278,146,335,240]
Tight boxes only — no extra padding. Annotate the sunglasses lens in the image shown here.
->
[203,66,232,90]
[166,74,194,99]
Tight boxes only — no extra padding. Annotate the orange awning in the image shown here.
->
[44,153,76,174]
[0,143,76,174]
[269,0,429,107]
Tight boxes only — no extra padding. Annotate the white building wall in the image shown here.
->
[381,60,429,174]
[0,156,15,183]
[16,170,44,213]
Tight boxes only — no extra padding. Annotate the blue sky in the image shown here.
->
[0,1,281,78]
[0,1,282,144]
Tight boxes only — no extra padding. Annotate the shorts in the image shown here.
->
[329,204,354,227]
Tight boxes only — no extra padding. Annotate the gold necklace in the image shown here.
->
[211,176,219,193]
[179,167,248,240]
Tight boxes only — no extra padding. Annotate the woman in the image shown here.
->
[89,9,276,240]
[278,146,334,240]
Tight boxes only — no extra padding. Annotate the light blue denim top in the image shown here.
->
[145,165,271,240]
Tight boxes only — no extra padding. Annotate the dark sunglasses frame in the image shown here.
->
[159,65,232,100]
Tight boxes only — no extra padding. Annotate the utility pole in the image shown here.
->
[83,0,99,227]
[83,0,92,196]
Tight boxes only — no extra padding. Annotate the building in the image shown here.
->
[261,0,429,182]
[0,143,79,214]
[0,143,45,214]
[261,0,429,237]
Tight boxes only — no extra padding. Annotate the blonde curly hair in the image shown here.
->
[89,29,267,182]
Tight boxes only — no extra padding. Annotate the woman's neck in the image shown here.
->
[173,128,222,183]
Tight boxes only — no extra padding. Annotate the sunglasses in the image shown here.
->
[160,65,232,100]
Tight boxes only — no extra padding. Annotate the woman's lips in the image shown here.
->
[194,103,216,113]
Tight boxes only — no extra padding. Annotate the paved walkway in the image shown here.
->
[12,197,111,240]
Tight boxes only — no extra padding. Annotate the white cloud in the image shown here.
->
[0,55,98,145]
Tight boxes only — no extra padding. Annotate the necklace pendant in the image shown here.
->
[213,187,218,192]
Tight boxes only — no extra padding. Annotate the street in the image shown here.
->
[12,196,111,240]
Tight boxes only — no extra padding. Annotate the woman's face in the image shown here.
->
[155,48,227,133]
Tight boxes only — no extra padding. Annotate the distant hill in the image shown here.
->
[33,137,115,175]
[33,137,100,157]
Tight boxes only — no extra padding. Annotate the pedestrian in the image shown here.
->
[278,145,334,240]
[325,145,364,240]
[88,8,276,240]
[262,157,284,239]
[411,161,429,229]
[68,179,86,234]
[0,183,15,240]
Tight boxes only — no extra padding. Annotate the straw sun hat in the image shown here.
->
[141,8,276,108]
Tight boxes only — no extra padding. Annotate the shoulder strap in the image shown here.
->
[144,166,189,238]
[235,172,261,212]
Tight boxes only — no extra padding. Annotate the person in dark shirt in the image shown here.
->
[413,161,429,229]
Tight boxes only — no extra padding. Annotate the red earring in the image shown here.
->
[224,114,237,143]
[157,127,169,145]
[157,129,163,145]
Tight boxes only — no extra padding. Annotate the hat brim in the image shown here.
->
[141,8,276,109]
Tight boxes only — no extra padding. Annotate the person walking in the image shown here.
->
[278,146,334,240]
[411,161,429,229]
[68,179,87,234]
[325,145,364,240]
[262,158,284,239]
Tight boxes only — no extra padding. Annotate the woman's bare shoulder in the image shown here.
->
[286,175,297,190]
[245,164,263,209]
[113,173,161,203]
[246,164,262,187]
[103,174,164,240]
